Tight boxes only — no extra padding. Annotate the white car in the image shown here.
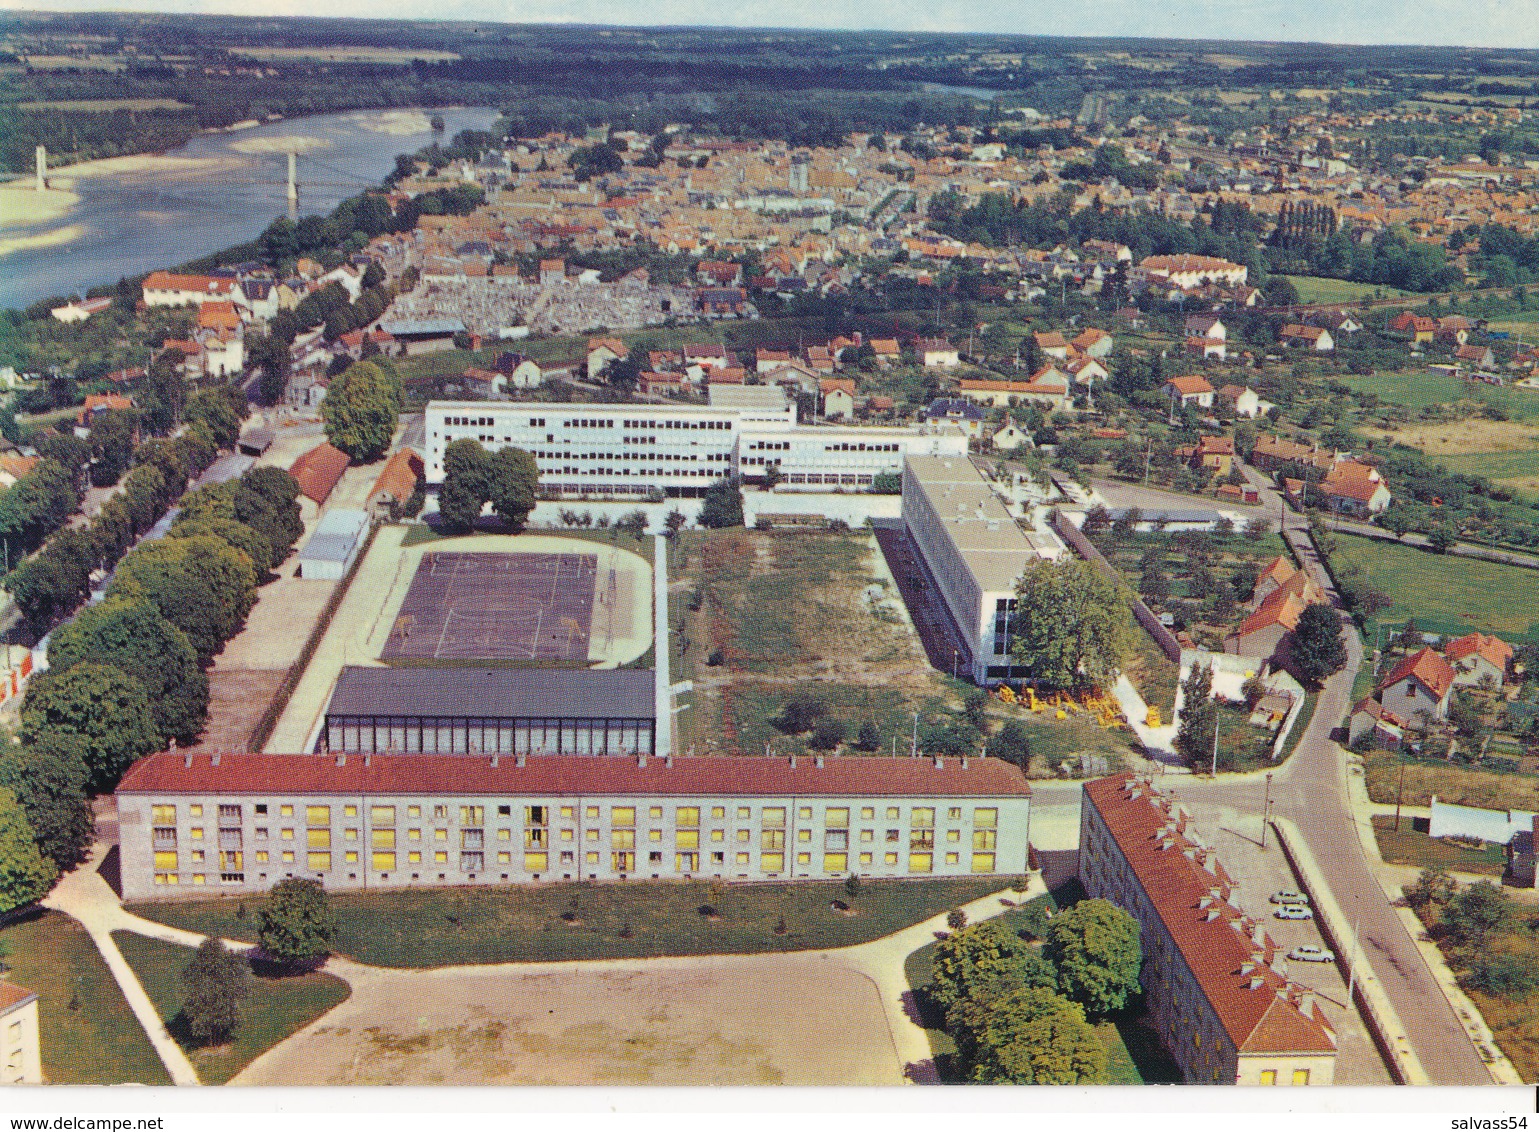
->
[1274,904,1313,921]
[1288,945,1335,963]
[1270,890,1310,905]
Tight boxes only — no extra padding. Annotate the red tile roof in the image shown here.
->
[117,751,1033,799]
[1443,632,1513,672]
[1165,375,1215,396]
[1232,591,1306,640]
[369,447,423,505]
[1378,646,1456,701]
[1083,774,1336,1056]
[289,442,351,506]
[0,981,36,1014]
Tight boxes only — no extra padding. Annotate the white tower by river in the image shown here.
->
[35,146,46,192]
[286,152,298,216]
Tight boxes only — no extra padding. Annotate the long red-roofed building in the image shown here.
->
[115,751,1032,898]
[1080,773,1337,1085]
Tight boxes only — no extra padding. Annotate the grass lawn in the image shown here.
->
[1343,369,1539,421]
[1215,702,1276,773]
[1369,814,1507,877]
[0,910,169,1085]
[900,894,1181,1085]
[1327,533,1539,641]
[127,877,1012,968]
[1434,447,1539,487]
[1362,749,1539,811]
[1283,275,1414,304]
[110,931,350,1084]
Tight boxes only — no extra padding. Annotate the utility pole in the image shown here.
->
[287,152,299,217]
[1393,747,1408,832]
[1346,916,1362,1003]
[911,711,920,758]
[1261,771,1273,849]
[1210,700,1220,777]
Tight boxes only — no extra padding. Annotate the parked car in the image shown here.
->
[1288,945,1335,963]
[1274,904,1313,921]
[1270,890,1310,905]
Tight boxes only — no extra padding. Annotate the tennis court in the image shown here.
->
[382,551,599,662]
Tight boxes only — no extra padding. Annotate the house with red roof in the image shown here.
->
[289,441,352,516]
[1348,698,1409,750]
[1279,324,1334,352]
[1320,459,1392,516]
[1378,646,1457,724]
[368,448,424,519]
[819,378,856,420]
[1080,774,1337,1085]
[1163,374,1215,410]
[1443,632,1513,688]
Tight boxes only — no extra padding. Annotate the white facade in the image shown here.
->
[0,984,40,1085]
[116,751,1031,899]
[425,400,965,499]
[901,455,1062,683]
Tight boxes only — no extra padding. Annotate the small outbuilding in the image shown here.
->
[297,508,369,580]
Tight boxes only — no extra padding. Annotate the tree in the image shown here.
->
[258,878,336,966]
[855,720,882,751]
[47,597,209,746]
[1403,865,1457,912]
[1174,660,1218,769]
[1009,559,1134,690]
[1291,603,1348,687]
[1426,525,1454,554]
[778,692,826,733]
[108,535,258,660]
[1043,898,1143,1016]
[1442,879,1509,947]
[180,937,252,1045]
[20,661,160,791]
[0,788,56,914]
[487,446,539,532]
[950,986,1107,1085]
[985,720,1031,768]
[930,921,1057,1010]
[437,439,491,533]
[0,736,94,873]
[320,360,400,461]
[183,386,247,449]
[699,475,744,529]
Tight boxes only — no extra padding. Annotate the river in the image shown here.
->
[0,106,500,310]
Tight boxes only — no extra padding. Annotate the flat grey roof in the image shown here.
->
[299,508,369,563]
[326,665,657,721]
[904,455,1056,592]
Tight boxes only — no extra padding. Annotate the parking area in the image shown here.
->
[1028,791,1393,1086]
[1169,794,1394,1086]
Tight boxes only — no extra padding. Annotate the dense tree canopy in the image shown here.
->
[258,878,337,965]
[181,938,253,1045]
[321,360,401,461]
[1043,898,1144,1017]
[108,534,258,660]
[699,475,744,529]
[930,921,1057,1010]
[0,787,55,914]
[0,736,95,873]
[950,986,1107,1085]
[1010,559,1134,690]
[20,663,162,792]
[48,597,209,746]
[1290,603,1348,687]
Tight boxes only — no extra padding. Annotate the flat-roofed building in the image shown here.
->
[0,981,41,1085]
[424,400,965,500]
[1079,774,1337,1086]
[322,666,656,757]
[115,751,1031,899]
[901,455,1062,683]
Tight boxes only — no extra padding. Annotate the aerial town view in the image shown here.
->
[1,0,1539,1116]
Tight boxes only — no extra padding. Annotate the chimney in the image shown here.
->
[1297,990,1317,1016]
[790,755,797,769]
[516,753,526,768]
[490,755,499,768]
[364,753,371,767]
[336,754,346,767]
[184,752,193,769]
[638,753,646,768]
[933,756,943,769]
[960,756,968,769]
[665,754,673,768]
[211,752,220,766]
[815,754,824,769]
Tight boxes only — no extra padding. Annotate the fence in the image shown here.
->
[1051,512,1183,663]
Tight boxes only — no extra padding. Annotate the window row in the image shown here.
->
[325,716,655,756]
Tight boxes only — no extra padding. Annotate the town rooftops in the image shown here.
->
[326,665,656,721]
[1083,774,1336,1056]
[118,750,1032,799]
[1378,646,1457,701]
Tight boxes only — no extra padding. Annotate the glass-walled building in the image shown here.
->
[322,666,656,756]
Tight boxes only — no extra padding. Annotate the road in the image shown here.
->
[1192,468,1490,1083]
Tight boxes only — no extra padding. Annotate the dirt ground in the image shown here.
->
[216,577,336,671]
[233,953,902,1086]
[1371,419,1539,453]
[199,671,288,751]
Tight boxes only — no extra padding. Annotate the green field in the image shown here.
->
[18,98,191,112]
[1283,275,1414,304]
[127,877,1013,968]
[1433,448,1539,484]
[111,932,350,1084]
[1342,369,1539,420]
[1329,532,1539,640]
[0,911,170,1085]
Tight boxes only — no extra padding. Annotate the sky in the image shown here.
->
[7,0,1539,49]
